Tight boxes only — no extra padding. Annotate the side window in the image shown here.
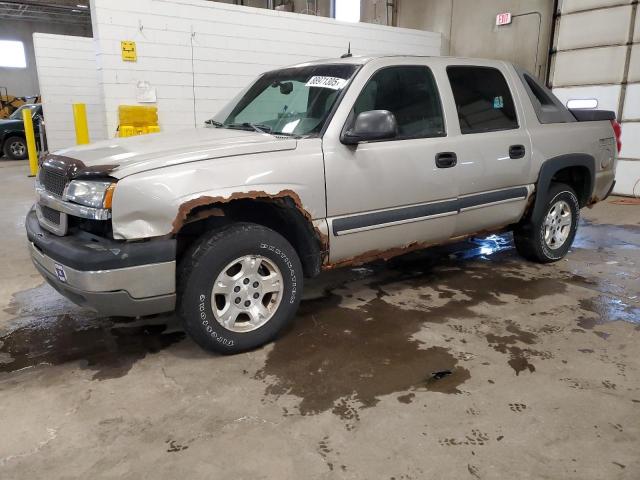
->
[447,66,518,134]
[351,66,445,139]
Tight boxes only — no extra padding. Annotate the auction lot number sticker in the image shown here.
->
[305,76,348,90]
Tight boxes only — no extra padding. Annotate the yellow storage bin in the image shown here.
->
[117,105,160,137]
[119,125,137,138]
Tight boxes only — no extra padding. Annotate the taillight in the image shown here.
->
[611,119,622,153]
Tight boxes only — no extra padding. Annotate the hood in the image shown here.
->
[52,127,298,178]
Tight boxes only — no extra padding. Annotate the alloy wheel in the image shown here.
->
[210,255,283,332]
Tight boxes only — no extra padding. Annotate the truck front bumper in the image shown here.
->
[26,209,176,317]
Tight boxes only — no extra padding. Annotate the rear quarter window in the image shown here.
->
[447,66,518,134]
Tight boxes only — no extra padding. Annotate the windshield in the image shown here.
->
[10,104,39,120]
[211,64,358,137]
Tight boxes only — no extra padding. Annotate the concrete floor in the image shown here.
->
[0,159,639,480]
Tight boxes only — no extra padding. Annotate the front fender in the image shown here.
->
[111,182,317,240]
[110,139,326,240]
[1,129,26,143]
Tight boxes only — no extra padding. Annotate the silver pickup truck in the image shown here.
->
[27,55,619,353]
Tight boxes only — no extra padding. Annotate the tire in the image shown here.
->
[514,183,580,263]
[3,136,27,160]
[177,222,303,354]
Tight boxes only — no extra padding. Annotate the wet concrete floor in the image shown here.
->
[0,160,639,479]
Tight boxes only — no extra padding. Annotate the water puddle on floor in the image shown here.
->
[1,285,184,379]
[573,219,640,251]
[255,294,472,421]
[1,223,637,426]
[256,224,638,422]
[255,236,570,421]
[578,296,640,328]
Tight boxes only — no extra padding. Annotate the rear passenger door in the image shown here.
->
[445,65,533,236]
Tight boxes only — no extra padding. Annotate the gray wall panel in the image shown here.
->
[561,0,632,14]
[557,5,632,50]
[552,46,627,86]
[628,45,640,83]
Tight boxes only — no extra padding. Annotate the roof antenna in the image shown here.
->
[341,42,352,58]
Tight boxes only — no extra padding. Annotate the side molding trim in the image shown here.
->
[332,186,529,236]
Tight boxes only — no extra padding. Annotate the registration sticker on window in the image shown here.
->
[305,76,348,90]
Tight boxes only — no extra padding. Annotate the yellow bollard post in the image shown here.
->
[22,108,38,177]
[72,103,90,145]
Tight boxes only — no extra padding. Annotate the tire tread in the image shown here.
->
[177,222,302,354]
[514,183,579,263]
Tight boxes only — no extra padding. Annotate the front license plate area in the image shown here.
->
[54,263,68,283]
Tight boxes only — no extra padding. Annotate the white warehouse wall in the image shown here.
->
[550,0,639,196]
[89,0,441,136]
[33,33,107,152]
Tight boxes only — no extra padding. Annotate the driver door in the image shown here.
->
[323,65,458,263]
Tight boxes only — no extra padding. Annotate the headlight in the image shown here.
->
[64,180,116,209]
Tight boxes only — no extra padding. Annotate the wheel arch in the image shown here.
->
[532,153,595,220]
[174,191,327,278]
[3,130,26,140]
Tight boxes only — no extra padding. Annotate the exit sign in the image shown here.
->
[496,12,512,26]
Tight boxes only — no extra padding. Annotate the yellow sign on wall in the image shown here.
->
[121,41,137,62]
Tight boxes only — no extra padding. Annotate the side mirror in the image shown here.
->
[342,110,398,145]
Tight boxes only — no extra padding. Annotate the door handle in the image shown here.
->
[435,152,457,168]
[509,145,526,159]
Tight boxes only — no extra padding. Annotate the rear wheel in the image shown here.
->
[177,222,303,354]
[514,183,580,263]
[3,136,27,160]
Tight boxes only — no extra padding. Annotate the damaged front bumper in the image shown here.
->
[26,208,176,317]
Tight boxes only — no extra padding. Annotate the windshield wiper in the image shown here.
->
[270,131,300,138]
[229,122,273,134]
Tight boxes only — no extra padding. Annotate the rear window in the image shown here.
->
[447,66,518,134]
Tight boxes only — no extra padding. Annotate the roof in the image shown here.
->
[289,55,379,68]
[288,54,504,69]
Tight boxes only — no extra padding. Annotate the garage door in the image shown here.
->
[550,0,640,196]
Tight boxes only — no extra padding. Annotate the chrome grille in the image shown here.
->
[41,205,61,225]
[41,168,67,197]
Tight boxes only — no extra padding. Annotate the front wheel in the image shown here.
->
[177,223,303,354]
[514,183,580,263]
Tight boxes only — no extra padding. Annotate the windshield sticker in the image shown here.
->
[305,76,348,90]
